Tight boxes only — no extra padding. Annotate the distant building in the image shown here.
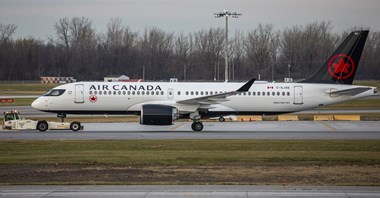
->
[104,75,129,82]
[104,75,144,82]
[41,77,76,84]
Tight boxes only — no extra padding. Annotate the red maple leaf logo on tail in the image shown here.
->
[328,54,355,80]
[332,59,350,74]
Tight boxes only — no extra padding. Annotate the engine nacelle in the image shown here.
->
[140,104,179,125]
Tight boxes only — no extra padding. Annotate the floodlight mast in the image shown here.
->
[214,10,241,81]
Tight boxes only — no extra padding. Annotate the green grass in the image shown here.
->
[1,140,379,165]
[0,84,56,95]
[354,80,380,88]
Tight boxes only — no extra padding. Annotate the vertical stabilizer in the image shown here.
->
[300,30,369,85]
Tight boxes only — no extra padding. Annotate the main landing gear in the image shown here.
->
[190,111,203,132]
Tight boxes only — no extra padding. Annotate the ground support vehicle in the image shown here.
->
[2,111,83,132]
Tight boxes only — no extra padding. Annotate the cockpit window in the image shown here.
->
[43,89,66,96]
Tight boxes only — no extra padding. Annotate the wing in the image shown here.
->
[127,79,255,113]
[177,79,255,105]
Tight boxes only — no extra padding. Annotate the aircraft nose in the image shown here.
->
[31,98,44,110]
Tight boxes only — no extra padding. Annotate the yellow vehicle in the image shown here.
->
[2,110,83,132]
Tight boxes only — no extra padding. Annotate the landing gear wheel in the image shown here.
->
[70,122,81,131]
[191,122,204,132]
[57,112,66,122]
[219,117,225,122]
[37,121,48,132]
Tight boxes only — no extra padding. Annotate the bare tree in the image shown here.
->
[173,32,193,80]
[245,24,279,80]
[0,23,17,45]
[193,28,224,80]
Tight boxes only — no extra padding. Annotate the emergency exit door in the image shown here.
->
[75,84,84,103]
[293,86,303,105]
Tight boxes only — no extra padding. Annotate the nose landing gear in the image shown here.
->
[57,112,66,122]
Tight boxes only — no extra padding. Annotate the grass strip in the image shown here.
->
[1,140,379,165]
[1,140,379,185]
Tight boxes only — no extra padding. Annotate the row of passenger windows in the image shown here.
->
[89,90,291,97]
[90,90,165,96]
[182,91,291,96]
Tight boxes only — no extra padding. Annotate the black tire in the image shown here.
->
[70,122,81,131]
[191,122,204,132]
[219,117,225,122]
[37,121,48,132]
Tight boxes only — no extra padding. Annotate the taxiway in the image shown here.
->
[1,121,379,140]
[1,185,380,198]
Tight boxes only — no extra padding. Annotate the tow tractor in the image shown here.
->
[2,110,83,132]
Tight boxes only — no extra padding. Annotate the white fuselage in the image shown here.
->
[31,81,377,116]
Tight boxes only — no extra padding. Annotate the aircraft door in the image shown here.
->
[167,88,174,99]
[75,84,84,103]
[293,86,303,105]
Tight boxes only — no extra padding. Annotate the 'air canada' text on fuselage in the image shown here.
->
[89,84,162,91]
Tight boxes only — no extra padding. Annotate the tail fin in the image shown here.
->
[300,30,369,85]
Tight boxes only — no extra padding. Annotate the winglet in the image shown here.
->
[237,78,255,92]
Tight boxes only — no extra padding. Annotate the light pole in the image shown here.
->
[214,10,241,81]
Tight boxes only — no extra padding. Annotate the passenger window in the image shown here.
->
[258,92,260,96]
[161,91,164,95]
[191,91,194,95]
[132,91,135,95]
[262,92,265,96]
[177,91,181,95]
[277,92,280,96]
[108,91,112,95]
[137,91,140,95]
[287,92,290,96]
[186,91,189,95]
[253,91,256,96]
[94,91,97,95]
[282,92,285,96]
[104,91,107,95]
[200,91,203,95]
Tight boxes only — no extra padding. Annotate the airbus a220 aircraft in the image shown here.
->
[32,30,377,131]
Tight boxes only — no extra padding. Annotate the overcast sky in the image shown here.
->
[1,0,379,40]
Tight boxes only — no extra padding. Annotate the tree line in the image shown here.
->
[0,18,379,81]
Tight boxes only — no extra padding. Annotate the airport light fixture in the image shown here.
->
[214,10,242,81]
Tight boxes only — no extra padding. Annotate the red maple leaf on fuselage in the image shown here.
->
[332,58,350,74]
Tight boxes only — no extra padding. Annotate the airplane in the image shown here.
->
[31,30,377,131]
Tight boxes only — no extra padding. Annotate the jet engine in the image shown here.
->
[140,104,179,125]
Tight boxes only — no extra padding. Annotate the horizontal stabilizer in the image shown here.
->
[327,87,372,96]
